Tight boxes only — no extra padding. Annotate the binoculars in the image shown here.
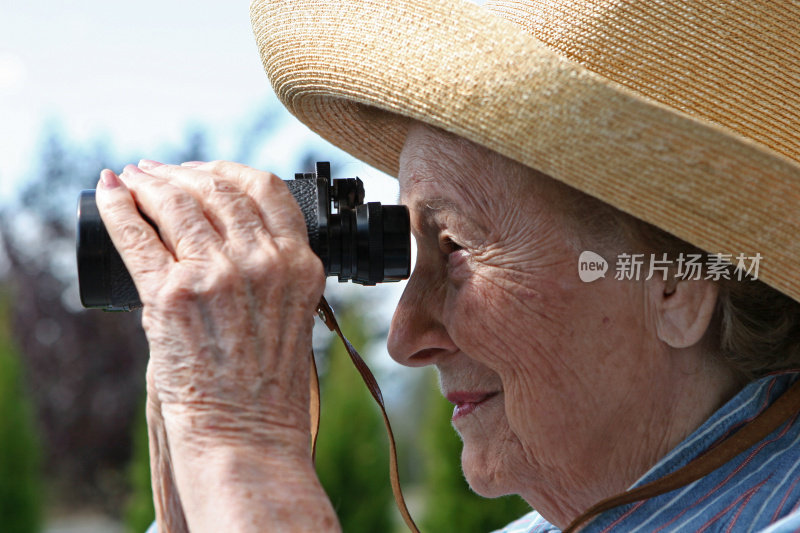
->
[76,162,411,311]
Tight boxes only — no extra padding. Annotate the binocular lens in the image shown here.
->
[327,203,410,285]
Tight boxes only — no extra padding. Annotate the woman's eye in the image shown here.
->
[439,235,463,255]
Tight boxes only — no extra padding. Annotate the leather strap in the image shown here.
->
[315,296,421,533]
[563,377,800,532]
[309,348,321,464]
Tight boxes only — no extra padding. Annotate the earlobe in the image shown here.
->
[654,277,719,349]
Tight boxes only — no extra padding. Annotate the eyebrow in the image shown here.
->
[407,198,462,225]
[422,198,459,214]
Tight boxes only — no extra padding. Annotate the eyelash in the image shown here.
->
[439,235,463,255]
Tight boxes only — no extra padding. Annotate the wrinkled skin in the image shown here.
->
[95,161,337,532]
[388,124,739,526]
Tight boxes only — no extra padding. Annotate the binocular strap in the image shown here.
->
[562,377,800,532]
[314,296,421,533]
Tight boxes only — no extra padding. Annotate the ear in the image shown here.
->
[649,276,719,349]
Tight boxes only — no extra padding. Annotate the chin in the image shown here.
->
[460,442,516,499]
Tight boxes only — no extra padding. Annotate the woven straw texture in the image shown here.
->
[250,0,800,303]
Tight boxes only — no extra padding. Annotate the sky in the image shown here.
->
[0,0,400,204]
[0,0,416,377]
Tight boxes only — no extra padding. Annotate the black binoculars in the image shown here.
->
[76,162,411,311]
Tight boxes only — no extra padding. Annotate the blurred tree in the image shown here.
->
[0,124,150,512]
[18,123,112,236]
[0,290,43,533]
[20,125,73,230]
[419,371,531,533]
[314,299,394,532]
[172,128,208,165]
[124,398,154,533]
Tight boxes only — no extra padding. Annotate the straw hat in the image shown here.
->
[249,0,800,303]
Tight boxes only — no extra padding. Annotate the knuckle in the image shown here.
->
[249,247,324,302]
[159,189,197,214]
[300,257,325,291]
[261,248,289,278]
[118,220,151,252]
[250,179,269,201]
[173,228,214,258]
[285,242,324,278]
[262,171,287,193]
[293,255,325,298]
[240,243,273,269]
[155,271,199,308]
[206,162,281,197]
[205,160,236,174]
[164,256,240,303]
[247,241,316,277]
[206,161,255,185]
[207,257,239,289]
[224,192,258,216]
[211,178,240,194]
[302,252,325,282]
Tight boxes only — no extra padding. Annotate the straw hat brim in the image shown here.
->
[250,0,800,303]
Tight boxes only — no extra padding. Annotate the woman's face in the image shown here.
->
[388,124,672,513]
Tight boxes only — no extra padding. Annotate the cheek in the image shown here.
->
[441,265,635,436]
[442,264,574,376]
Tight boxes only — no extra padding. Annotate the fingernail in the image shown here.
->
[180,161,205,168]
[139,159,163,170]
[100,169,122,189]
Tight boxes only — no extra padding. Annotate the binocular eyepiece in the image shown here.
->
[77,162,411,311]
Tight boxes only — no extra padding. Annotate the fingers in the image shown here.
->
[117,165,225,261]
[94,169,175,287]
[138,160,308,244]
[136,164,274,259]
[99,160,324,311]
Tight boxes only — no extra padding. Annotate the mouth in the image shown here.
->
[446,391,500,421]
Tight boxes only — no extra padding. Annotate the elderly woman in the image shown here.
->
[96,0,800,531]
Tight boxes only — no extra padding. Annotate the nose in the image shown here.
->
[387,263,458,367]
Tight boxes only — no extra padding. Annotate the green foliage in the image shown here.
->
[314,303,394,532]
[124,398,155,533]
[420,371,530,533]
[0,292,43,533]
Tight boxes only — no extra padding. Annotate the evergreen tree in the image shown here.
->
[314,302,394,532]
[124,398,155,533]
[0,291,43,533]
[420,370,530,533]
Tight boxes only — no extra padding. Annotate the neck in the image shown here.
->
[522,348,743,528]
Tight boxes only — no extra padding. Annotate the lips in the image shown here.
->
[446,391,499,421]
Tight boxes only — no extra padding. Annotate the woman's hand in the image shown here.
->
[95,160,338,532]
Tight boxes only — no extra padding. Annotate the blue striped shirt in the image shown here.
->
[496,371,800,533]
